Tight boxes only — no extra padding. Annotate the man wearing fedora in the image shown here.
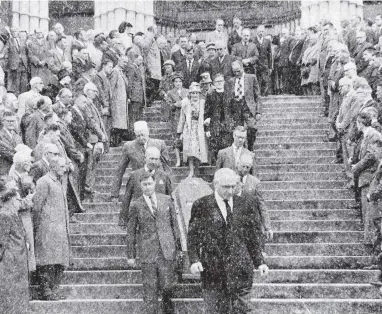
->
[200,43,216,77]
[159,60,176,100]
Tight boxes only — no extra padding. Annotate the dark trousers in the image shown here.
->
[85,146,102,192]
[129,101,144,135]
[203,285,253,314]
[247,127,257,152]
[256,67,271,96]
[7,69,28,96]
[37,264,64,298]
[147,78,160,104]
[141,256,177,314]
[280,66,292,94]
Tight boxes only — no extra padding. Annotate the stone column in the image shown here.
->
[12,0,20,29]
[94,0,101,31]
[328,0,341,30]
[144,0,154,30]
[107,2,115,31]
[114,1,127,29]
[19,0,30,33]
[39,0,49,33]
[29,0,39,33]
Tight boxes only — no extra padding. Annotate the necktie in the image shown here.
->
[149,195,157,215]
[236,78,243,99]
[223,200,233,226]
[187,60,191,72]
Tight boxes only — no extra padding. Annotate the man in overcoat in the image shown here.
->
[33,157,70,300]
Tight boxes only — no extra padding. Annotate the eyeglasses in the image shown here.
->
[216,48,224,51]
[214,80,224,83]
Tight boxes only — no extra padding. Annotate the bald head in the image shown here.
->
[145,146,161,170]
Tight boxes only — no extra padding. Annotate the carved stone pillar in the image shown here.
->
[12,0,20,29]
[29,0,39,33]
[19,0,29,33]
[100,1,108,32]
[107,2,115,31]
[39,0,49,32]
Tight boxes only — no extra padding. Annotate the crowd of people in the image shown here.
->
[1,13,382,314]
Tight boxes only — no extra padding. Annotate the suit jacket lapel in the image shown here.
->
[141,196,156,219]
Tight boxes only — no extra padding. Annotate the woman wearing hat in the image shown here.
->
[177,82,208,177]
[0,177,30,312]
[166,72,189,167]
[159,60,176,102]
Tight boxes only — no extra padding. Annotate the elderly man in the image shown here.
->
[216,125,255,174]
[278,27,295,94]
[5,27,29,95]
[159,60,175,100]
[1,92,19,118]
[73,61,97,96]
[188,168,269,314]
[33,156,70,301]
[225,61,261,151]
[336,77,361,166]
[353,31,374,74]
[126,172,180,314]
[0,111,23,175]
[47,36,71,79]
[111,121,170,203]
[27,28,51,85]
[53,23,74,61]
[29,143,60,183]
[109,55,129,146]
[103,38,124,67]
[206,19,228,48]
[118,146,173,226]
[210,40,236,79]
[83,82,107,195]
[24,97,52,148]
[52,88,73,115]
[17,77,44,120]
[178,45,200,88]
[254,25,272,96]
[231,28,259,75]
[236,153,272,241]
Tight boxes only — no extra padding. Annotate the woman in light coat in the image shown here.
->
[177,82,208,177]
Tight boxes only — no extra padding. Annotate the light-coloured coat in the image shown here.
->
[32,173,70,267]
[177,97,208,163]
[109,66,129,130]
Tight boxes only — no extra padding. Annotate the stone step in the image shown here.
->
[259,123,328,130]
[30,282,382,301]
[30,299,382,314]
[257,129,327,137]
[94,180,347,192]
[255,149,335,158]
[261,95,321,104]
[266,199,354,210]
[69,255,372,270]
[254,142,336,150]
[256,156,335,164]
[69,218,360,234]
[256,135,327,144]
[258,118,328,125]
[70,231,363,246]
[261,112,324,120]
[74,208,359,224]
[70,243,367,259]
[62,269,379,285]
[261,106,322,113]
[259,171,346,182]
[262,189,353,200]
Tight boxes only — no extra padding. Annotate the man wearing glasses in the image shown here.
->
[29,143,60,183]
[0,111,23,175]
[210,41,237,80]
[206,19,228,48]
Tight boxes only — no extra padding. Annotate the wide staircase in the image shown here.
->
[30,95,382,313]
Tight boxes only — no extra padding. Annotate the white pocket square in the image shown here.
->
[159,180,164,184]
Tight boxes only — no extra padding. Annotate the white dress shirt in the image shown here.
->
[143,193,157,214]
[232,144,243,164]
[214,191,233,221]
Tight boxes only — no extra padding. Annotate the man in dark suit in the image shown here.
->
[126,172,180,314]
[126,54,146,129]
[111,121,171,203]
[0,111,23,175]
[277,28,295,94]
[225,61,261,151]
[227,16,243,54]
[119,147,173,226]
[231,28,258,75]
[353,31,374,75]
[216,126,255,174]
[102,38,123,67]
[178,45,200,88]
[210,40,236,80]
[289,28,306,95]
[24,97,51,149]
[5,27,29,95]
[188,168,269,314]
[171,35,188,68]
[253,25,272,96]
